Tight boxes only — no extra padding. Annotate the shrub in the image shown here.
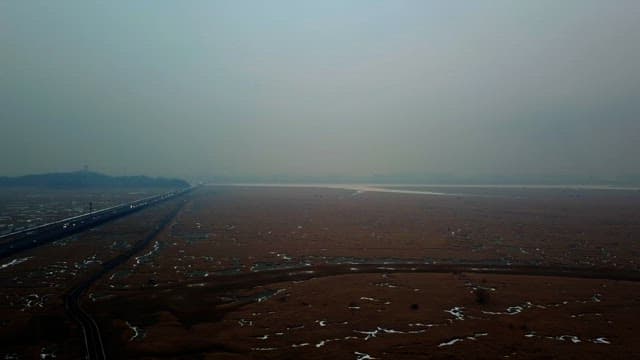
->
[474,287,490,305]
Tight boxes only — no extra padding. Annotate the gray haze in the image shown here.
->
[1,1,639,183]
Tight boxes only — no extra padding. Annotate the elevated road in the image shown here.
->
[0,187,195,259]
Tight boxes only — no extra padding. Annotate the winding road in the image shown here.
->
[173,262,640,299]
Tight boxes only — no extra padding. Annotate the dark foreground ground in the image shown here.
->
[1,185,640,359]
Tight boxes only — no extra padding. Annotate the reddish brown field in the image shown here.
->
[2,185,640,359]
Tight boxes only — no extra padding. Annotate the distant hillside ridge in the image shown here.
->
[0,171,190,188]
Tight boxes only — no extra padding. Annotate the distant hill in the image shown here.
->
[0,171,190,189]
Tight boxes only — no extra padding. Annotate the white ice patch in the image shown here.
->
[466,333,489,341]
[374,282,398,288]
[485,296,603,318]
[554,335,581,344]
[134,241,160,267]
[0,257,32,270]
[305,335,362,350]
[438,338,464,347]
[482,301,537,316]
[125,321,145,341]
[506,305,525,314]
[592,337,611,344]
[79,254,100,267]
[355,329,380,340]
[39,346,56,359]
[444,307,465,320]
[525,332,610,345]
[409,322,438,328]
[355,351,377,360]
[354,326,419,340]
[291,342,310,348]
[21,294,47,311]
[360,297,381,302]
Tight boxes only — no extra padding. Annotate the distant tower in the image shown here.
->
[83,165,89,173]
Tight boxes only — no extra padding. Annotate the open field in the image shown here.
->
[1,185,640,359]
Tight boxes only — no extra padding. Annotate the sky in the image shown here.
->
[1,1,639,182]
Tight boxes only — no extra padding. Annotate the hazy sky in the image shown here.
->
[1,1,639,181]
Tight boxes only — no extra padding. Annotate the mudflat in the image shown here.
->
[2,185,639,358]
